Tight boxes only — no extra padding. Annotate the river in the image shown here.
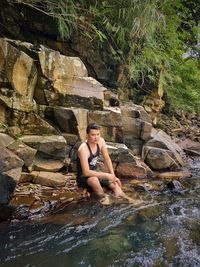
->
[0,158,200,267]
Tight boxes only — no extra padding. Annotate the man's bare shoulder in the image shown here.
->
[99,137,106,149]
[78,142,87,152]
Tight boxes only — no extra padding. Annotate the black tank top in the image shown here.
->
[77,142,100,177]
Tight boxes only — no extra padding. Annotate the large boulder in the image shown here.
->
[142,91,165,125]
[143,147,180,170]
[7,140,37,168]
[121,103,152,123]
[0,146,24,173]
[99,143,153,178]
[0,145,23,204]
[19,135,68,159]
[142,129,185,170]
[52,106,88,140]
[21,171,69,187]
[177,138,200,156]
[0,173,17,204]
[0,133,14,147]
[88,108,124,143]
[0,38,37,99]
[39,45,88,80]
[30,156,64,172]
[3,167,22,182]
[0,104,6,126]
[38,46,106,109]
[7,110,59,136]
[105,143,137,163]
[115,162,151,179]
[120,103,152,156]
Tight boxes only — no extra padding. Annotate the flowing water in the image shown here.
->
[0,158,200,267]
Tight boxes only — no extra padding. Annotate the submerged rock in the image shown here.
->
[0,173,17,204]
[156,171,192,180]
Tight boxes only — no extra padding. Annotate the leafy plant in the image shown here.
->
[7,0,200,114]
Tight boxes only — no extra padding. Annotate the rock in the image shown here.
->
[7,140,37,167]
[7,126,21,137]
[0,205,14,222]
[8,110,59,136]
[53,107,88,140]
[115,162,148,179]
[122,117,152,141]
[156,171,192,180]
[142,91,165,126]
[121,103,152,123]
[19,172,34,183]
[105,143,137,163]
[89,109,122,127]
[142,129,185,170]
[31,156,64,172]
[12,95,37,112]
[88,109,123,142]
[39,46,88,80]
[0,133,14,147]
[3,167,22,182]
[38,46,106,109]
[120,104,152,142]
[31,171,68,187]
[62,133,79,146]
[104,90,119,107]
[0,38,37,99]
[0,105,6,127]
[0,146,24,172]
[127,138,144,156]
[183,149,200,156]
[151,129,183,154]
[98,142,153,178]
[129,179,165,191]
[0,173,17,204]
[177,138,200,154]
[143,147,179,170]
[19,135,67,159]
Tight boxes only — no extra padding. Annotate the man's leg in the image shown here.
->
[109,182,135,203]
[87,177,104,197]
[109,182,126,197]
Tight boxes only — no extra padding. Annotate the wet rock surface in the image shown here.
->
[8,177,80,222]
[0,37,198,224]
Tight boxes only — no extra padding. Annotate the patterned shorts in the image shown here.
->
[76,175,111,192]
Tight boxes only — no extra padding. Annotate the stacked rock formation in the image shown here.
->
[0,38,185,204]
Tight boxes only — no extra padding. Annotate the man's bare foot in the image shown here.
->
[100,194,111,205]
[115,195,147,206]
[131,199,147,206]
[81,189,90,198]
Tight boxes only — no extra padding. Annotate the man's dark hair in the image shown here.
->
[86,123,101,134]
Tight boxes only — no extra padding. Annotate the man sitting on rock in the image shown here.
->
[76,122,133,204]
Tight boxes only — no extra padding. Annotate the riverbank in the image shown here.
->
[3,110,198,223]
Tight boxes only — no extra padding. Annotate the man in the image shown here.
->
[77,123,133,203]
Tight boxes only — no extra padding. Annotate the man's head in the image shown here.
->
[86,123,101,143]
[86,123,101,134]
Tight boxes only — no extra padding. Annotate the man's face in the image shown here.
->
[87,129,101,144]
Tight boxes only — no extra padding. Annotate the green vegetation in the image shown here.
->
[8,0,200,114]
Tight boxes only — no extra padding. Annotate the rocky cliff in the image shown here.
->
[0,38,186,207]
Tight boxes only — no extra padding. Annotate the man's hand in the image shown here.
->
[106,174,122,188]
[115,177,122,188]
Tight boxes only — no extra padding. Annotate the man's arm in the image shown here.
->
[100,138,122,187]
[100,138,115,175]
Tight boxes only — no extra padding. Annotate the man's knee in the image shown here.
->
[87,176,100,186]
[87,177,104,196]
[109,181,116,189]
